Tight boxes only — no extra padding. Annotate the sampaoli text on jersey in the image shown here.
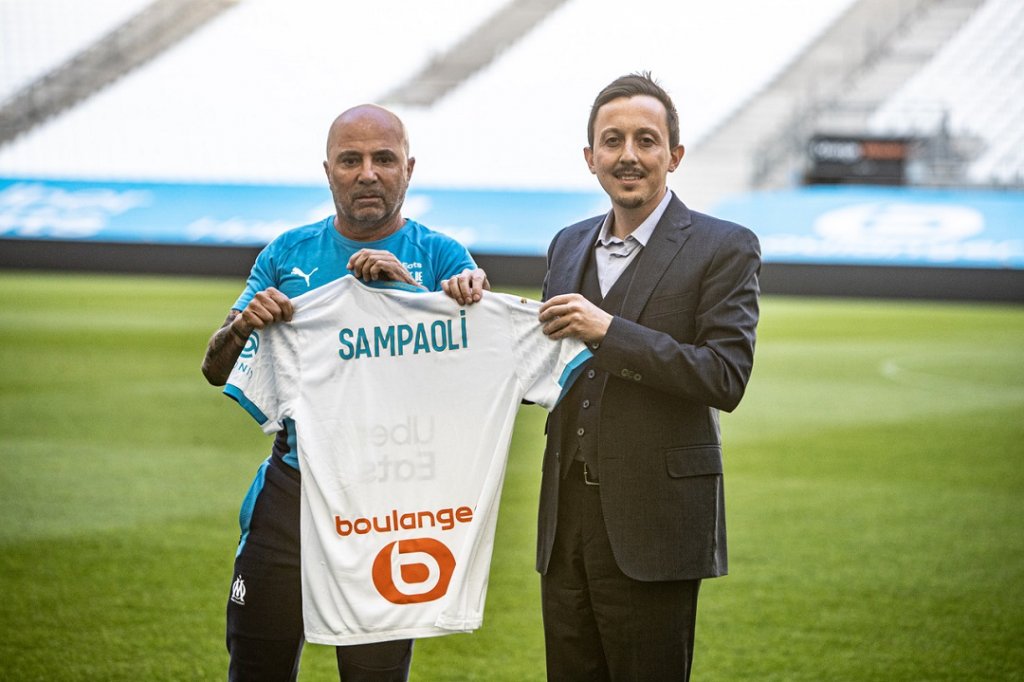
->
[338,310,468,360]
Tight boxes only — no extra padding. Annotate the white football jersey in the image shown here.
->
[225,275,590,645]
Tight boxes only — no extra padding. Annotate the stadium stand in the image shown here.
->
[0,0,855,186]
[0,0,154,101]
[0,0,239,146]
[868,0,1024,187]
[379,0,572,107]
[0,0,1021,300]
[676,0,995,208]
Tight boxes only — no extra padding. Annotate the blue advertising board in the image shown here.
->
[0,177,607,256]
[714,186,1024,270]
[2,178,1022,269]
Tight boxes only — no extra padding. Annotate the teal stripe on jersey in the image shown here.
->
[281,417,299,470]
[555,349,593,406]
[236,458,270,557]
[370,280,429,293]
[224,383,269,425]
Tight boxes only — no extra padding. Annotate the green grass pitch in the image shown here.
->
[0,270,1021,680]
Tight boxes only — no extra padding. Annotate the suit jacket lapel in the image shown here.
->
[551,218,602,297]
[620,195,693,322]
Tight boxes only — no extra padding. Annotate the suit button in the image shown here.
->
[582,400,590,409]
[633,374,642,382]
[587,369,596,379]
[577,428,585,436]
[590,342,600,350]
[620,369,631,378]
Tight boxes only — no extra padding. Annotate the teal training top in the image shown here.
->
[233,216,476,310]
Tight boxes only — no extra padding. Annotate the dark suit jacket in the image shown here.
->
[536,194,761,582]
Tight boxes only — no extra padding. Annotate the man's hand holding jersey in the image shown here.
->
[347,248,425,288]
[441,268,490,305]
[345,247,489,305]
[232,287,294,339]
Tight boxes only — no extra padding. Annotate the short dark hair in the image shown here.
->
[587,71,680,149]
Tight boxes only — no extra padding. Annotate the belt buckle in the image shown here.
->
[583,462,600,486]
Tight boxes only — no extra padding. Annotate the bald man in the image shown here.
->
[202,105,488,681]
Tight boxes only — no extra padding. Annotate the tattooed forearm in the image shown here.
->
[201,311,249,386]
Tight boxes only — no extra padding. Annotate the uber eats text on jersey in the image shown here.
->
[338,310,469,361]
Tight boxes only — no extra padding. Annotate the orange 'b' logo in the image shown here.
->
[372,538,456,604]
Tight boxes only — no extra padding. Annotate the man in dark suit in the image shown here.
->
[536,72,761,680]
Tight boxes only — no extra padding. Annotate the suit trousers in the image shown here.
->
[541,461,701,682]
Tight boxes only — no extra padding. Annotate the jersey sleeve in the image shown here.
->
[232,243,278,311]
[430,235,477,288]
[223,325,296,434]
[504,295,592,411]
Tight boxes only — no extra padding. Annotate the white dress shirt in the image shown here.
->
[593,190,674,297]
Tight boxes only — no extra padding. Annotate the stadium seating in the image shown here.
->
[0,0,863,192]
[0,0,153,101]
[0,0,1021,228]
[869,0,1024,186]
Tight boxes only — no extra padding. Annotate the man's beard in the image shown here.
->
[613,193,646,210]
[337,188,405,231]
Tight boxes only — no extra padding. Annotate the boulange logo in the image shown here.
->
[371,538,456,605]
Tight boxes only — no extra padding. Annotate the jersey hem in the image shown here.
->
[304,622,478,646]
[224,383,270,426]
